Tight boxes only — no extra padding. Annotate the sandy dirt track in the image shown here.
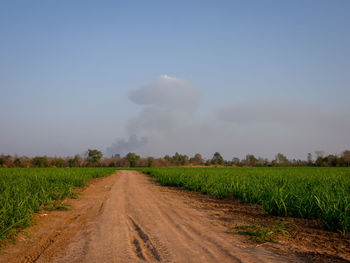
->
[0,171,329,263]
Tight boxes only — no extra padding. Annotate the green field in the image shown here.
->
[0,168,115,241]
[1,167,349,242]
[142,167,350,233]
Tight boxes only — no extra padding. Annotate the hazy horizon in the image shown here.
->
[1,1,350,160]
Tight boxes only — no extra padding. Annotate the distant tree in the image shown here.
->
[51,158,64,167]
[315,156,324,166]
[257,157,268,166]
[342,150,350,166]
[0,155,14,167]
[245,154,258,166]
[172,152,182,165]
[211,152,224,165]
[108,160,116,167]
[293,159,305,166]
[172,152,188,165]
[155,158,168,167]
[119,157,130,167]
[126,152,140,167]
[164,155,172,164]
[314,151,326,167]
[147,157,154,167]
[183,155,189,165]
[325,155,338,167]
[232,157,240,166]
[275,153,289,166]
[76,154,84,166]
[20,156,31,168]
[32,156,49,168]
[14,158,21,167]
[190,153,204,165]
[270,159,277,167]
[0,155,13,167]
[343,150,350,158]
[86,149,103,166]
[68,157,78,167]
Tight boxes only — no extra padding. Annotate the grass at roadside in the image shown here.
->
[141,167,350,233]
[0,168,115,242]
[227,221,294,243]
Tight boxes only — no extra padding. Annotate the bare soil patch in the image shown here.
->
[158,180,349,262]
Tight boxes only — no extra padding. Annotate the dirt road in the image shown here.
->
[0,171,324,262]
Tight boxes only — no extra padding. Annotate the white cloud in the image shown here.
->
[159,74,177,80]
[128,74,201,112]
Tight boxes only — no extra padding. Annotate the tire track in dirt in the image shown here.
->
[0,170,307,263]
[128,216,161,262]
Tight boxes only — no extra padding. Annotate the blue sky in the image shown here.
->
[1,1,349,159]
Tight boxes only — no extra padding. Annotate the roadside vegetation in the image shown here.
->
[141,167,350,233]
[0,168,115,241]
[227,221,293,243]
[1,150,350,168]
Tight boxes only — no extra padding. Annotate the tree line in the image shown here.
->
[1,150,350,168]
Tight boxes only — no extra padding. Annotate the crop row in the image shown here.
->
[142,167,350,233]
[0,168,115,241]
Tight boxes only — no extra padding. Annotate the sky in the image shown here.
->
[0,0,349,160]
